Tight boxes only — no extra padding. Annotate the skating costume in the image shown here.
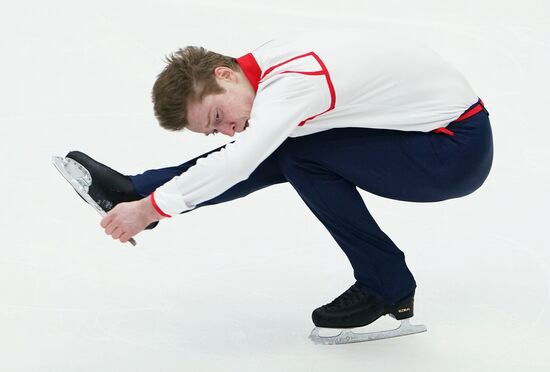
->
[134,31,493,305]
[150,32,481,216]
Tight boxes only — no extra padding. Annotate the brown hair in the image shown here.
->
[152,46,239,131]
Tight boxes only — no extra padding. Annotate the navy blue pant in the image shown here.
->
[131,107,493,304]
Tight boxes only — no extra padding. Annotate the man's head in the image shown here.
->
[152,46,255,137]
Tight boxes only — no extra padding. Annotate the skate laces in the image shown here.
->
[325,284,367,311]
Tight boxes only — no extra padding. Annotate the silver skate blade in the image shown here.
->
[52,156,137,246]
[309,318,427,345]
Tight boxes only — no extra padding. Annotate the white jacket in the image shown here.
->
[152,31,478,216]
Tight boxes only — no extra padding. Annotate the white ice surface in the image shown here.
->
[1,1,549,371]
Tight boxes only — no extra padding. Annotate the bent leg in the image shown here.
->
[279,155,417,303]
[275,110,493,303]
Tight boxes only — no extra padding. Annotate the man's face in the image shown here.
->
[186,67,255,137]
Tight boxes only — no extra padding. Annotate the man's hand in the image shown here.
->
[100,196,165,243]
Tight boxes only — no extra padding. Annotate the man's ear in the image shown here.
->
[214,66,235,81]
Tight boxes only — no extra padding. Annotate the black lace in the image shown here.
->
[324,284,367,311]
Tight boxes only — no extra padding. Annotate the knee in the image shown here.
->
[275,141,308,174]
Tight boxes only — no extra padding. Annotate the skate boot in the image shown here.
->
[52,151,158,237]
[309,283,427,345]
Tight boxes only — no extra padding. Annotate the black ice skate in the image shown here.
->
[309,283,427,345]
[52,151,158,246]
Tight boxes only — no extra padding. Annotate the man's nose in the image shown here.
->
[220,122,236,137]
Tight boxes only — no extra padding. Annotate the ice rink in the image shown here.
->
[1,0,549,371]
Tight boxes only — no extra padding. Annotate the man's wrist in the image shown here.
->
[141,195,166,222]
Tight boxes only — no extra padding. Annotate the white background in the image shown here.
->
[1,0,549,371]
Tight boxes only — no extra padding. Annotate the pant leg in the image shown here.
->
[130,144,227,197]
[278,154,417,303]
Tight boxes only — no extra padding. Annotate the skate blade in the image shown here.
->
[52,156,137,246]
[309,318,427,345]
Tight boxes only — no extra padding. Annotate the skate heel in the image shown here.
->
[387,292,414,320]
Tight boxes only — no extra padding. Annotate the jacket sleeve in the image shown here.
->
[151,72,333,216]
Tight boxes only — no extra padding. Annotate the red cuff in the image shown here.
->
[150,192,172,218]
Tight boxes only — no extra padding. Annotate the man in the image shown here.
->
[56,30,493,343]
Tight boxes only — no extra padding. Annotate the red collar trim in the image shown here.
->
[237,53,261,93]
